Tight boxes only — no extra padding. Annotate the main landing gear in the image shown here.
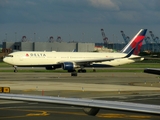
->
[68,69,87,76]
[67,70,77,76]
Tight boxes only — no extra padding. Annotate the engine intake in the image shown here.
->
[62,62,75,70]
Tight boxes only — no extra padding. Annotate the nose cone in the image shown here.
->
[3,57,13,65]
[3,57,7,63]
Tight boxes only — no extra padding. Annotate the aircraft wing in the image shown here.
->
[144,68,160,75]
[58,57,116,65]
[0,93,160,115]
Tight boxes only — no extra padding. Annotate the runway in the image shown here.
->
[0,72,160,119]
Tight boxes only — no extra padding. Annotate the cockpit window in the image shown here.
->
[6,55,13,57]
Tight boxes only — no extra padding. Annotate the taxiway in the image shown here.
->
[0,72,160,120]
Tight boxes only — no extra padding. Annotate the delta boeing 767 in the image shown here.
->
[3,29,147,73]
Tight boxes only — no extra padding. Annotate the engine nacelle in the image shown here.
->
[83,108,100,116]
[62,62,76,70]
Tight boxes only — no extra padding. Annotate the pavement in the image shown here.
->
[0,72,160,120]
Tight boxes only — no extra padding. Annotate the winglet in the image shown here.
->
[121,29,147,55]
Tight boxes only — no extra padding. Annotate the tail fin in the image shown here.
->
[121,29,147,55]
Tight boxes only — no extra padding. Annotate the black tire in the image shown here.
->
[71,72,77,76]
[78,69,82,73]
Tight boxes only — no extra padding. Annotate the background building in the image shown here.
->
[1,29,160,55]
[2,41,95,52]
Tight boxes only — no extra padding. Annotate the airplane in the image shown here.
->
[0,93,160,116]
[3,29,147,74]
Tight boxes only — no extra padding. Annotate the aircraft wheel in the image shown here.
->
[78,69,82,73]
[71,72,77,76]
[14,69,18,73]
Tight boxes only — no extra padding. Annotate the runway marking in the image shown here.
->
[26,111,49,116]
[0,108,158,119]
[45,110,86,116]
[97,113,151,119]
[0,108,49,119]
[43,110,155,119]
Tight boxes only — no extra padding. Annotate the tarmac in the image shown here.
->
[0,71,160,120]
[0,72,160,96]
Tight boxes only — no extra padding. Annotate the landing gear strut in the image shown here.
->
[68,68,87,76]
[92,67,96,72]
[13,66,18,73]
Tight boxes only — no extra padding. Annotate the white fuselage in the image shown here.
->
[3,51,143,67]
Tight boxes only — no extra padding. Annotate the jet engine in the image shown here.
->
[83,108,100,116]
[62,62,77,70]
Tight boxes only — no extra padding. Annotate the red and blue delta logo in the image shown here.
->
[26,53,29,57]
[25,53,46,57]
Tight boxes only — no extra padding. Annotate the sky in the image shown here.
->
[0,0,160,44]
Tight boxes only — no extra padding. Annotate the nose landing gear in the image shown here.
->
[13,66,18,73]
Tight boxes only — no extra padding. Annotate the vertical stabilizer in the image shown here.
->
[121,29,147,55]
